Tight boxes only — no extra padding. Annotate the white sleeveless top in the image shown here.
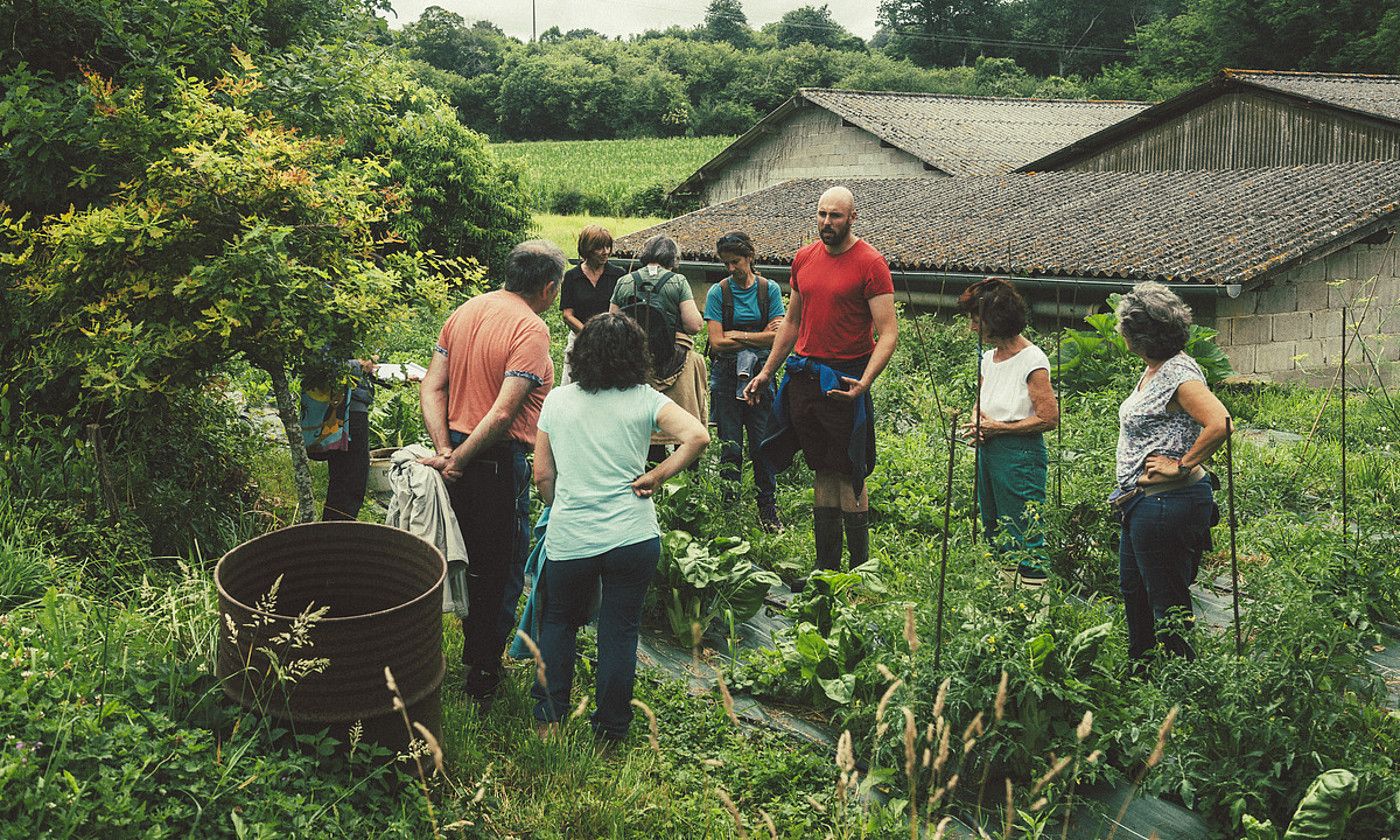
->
[979,343,1051,423]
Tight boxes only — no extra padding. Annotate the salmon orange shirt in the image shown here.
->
[435,290,554,446]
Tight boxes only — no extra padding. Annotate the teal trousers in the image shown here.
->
[975,432,1048,563]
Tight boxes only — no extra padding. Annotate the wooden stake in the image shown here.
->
[1225,416,1241,657]
[1340,304,1348,538]
[935,411,959,671]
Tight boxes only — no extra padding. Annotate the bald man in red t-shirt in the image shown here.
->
[744,186,898,575]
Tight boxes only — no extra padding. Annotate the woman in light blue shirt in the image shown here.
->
[531,313,709,742]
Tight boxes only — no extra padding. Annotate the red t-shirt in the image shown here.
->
[435,290,554,446]
[789,238,894,360]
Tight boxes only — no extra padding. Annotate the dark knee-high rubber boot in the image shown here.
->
[843,511,869,569]
[814,507,844,571]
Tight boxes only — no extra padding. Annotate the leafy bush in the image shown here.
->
[1053,295,1234,393]
[656,531,781,646]
[622,184,673,218]
[736,564,888,708]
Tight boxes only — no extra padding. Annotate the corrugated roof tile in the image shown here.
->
[1227,70,1400,122]
[618,163,1400,286]
[800,88,1150,175]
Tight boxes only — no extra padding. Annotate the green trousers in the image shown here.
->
[975,432,1048,563]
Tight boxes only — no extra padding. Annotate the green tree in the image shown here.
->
[246,42,530,267]
[1,0,527,530]
[398,6,512,77]
[702,0,753,48]
[877,0,1014,67]
[495,42,692,139]
[395,7,514,131]
[768,5,866,52]
[3,71,415,520]
[1008,0,1180,77]
[1131,0,1397,80]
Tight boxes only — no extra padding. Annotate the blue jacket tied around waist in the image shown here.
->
[759,355,876,495]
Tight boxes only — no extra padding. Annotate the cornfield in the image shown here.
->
[493,136,734,216]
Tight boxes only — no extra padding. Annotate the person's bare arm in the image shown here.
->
[533,430,557,507]
[1140,379,1230,484]
[561,308,585,334]
[732,315,781,349]
[706,320,742,353]
[708,319,782,353]
[439,376,535,483]
[975,369,1060,438]
[679,298,703,335]
[630,404,710,496]
[743,289,802,404]
[419,350,455,469]
[828,293,897,402]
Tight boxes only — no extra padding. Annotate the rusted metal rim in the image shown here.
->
[214,521,446,623]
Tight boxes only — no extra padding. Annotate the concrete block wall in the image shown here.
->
[704,108,942,204]
[1208,235,1400,385]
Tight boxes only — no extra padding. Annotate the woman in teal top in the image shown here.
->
[531,313,709,742]
[705,231,786,530]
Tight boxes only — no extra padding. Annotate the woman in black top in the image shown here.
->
[559,225,626,384]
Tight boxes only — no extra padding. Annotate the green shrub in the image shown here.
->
[1053,294,1234,393]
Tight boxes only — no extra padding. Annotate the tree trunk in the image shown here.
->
[267,359,318,524]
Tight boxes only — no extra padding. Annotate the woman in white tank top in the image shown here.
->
[957,279,1060,586]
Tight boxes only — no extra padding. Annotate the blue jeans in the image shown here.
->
[1118,478,1215,661]
[710,357,776,504]
[447,432,531,692]
[531,537,660,740]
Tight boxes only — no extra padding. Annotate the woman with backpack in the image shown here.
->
[704,232,785,530]
[610,235,708,462]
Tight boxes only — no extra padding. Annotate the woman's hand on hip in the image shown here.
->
[1139,453,1186,484]
[631,471,662,497]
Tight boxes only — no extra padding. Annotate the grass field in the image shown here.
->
[531,213,665,260]
[494,136,733,215]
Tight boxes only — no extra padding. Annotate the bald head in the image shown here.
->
[818,185,855,213]
[816,185,857,253]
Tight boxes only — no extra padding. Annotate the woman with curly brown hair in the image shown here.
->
[531,312,709,743]
[958,278,1059,586]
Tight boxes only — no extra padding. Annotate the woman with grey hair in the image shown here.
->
[1112,282,1230,666]
[611,234,708,461]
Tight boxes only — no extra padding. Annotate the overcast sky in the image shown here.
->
[379,0,884,41]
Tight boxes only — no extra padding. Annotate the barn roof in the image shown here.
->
[670,89,1150,195]
[1020,69,1400,172]
[621,163,1400,287]
[1226,69,1400,122]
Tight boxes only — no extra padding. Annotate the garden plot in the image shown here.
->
[634,579,1210,840]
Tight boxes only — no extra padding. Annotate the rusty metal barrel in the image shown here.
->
[215,521,446,754]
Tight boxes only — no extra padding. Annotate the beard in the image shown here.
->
[819,222,850,245]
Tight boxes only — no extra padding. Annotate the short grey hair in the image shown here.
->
[638,234,679,270]
[504,239,565,295]
[1116,281,1193,361]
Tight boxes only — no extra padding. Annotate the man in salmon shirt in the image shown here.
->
[744,186,898,579]
[420,239,563,711]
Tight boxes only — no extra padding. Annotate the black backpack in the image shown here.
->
[618,269,685,378]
